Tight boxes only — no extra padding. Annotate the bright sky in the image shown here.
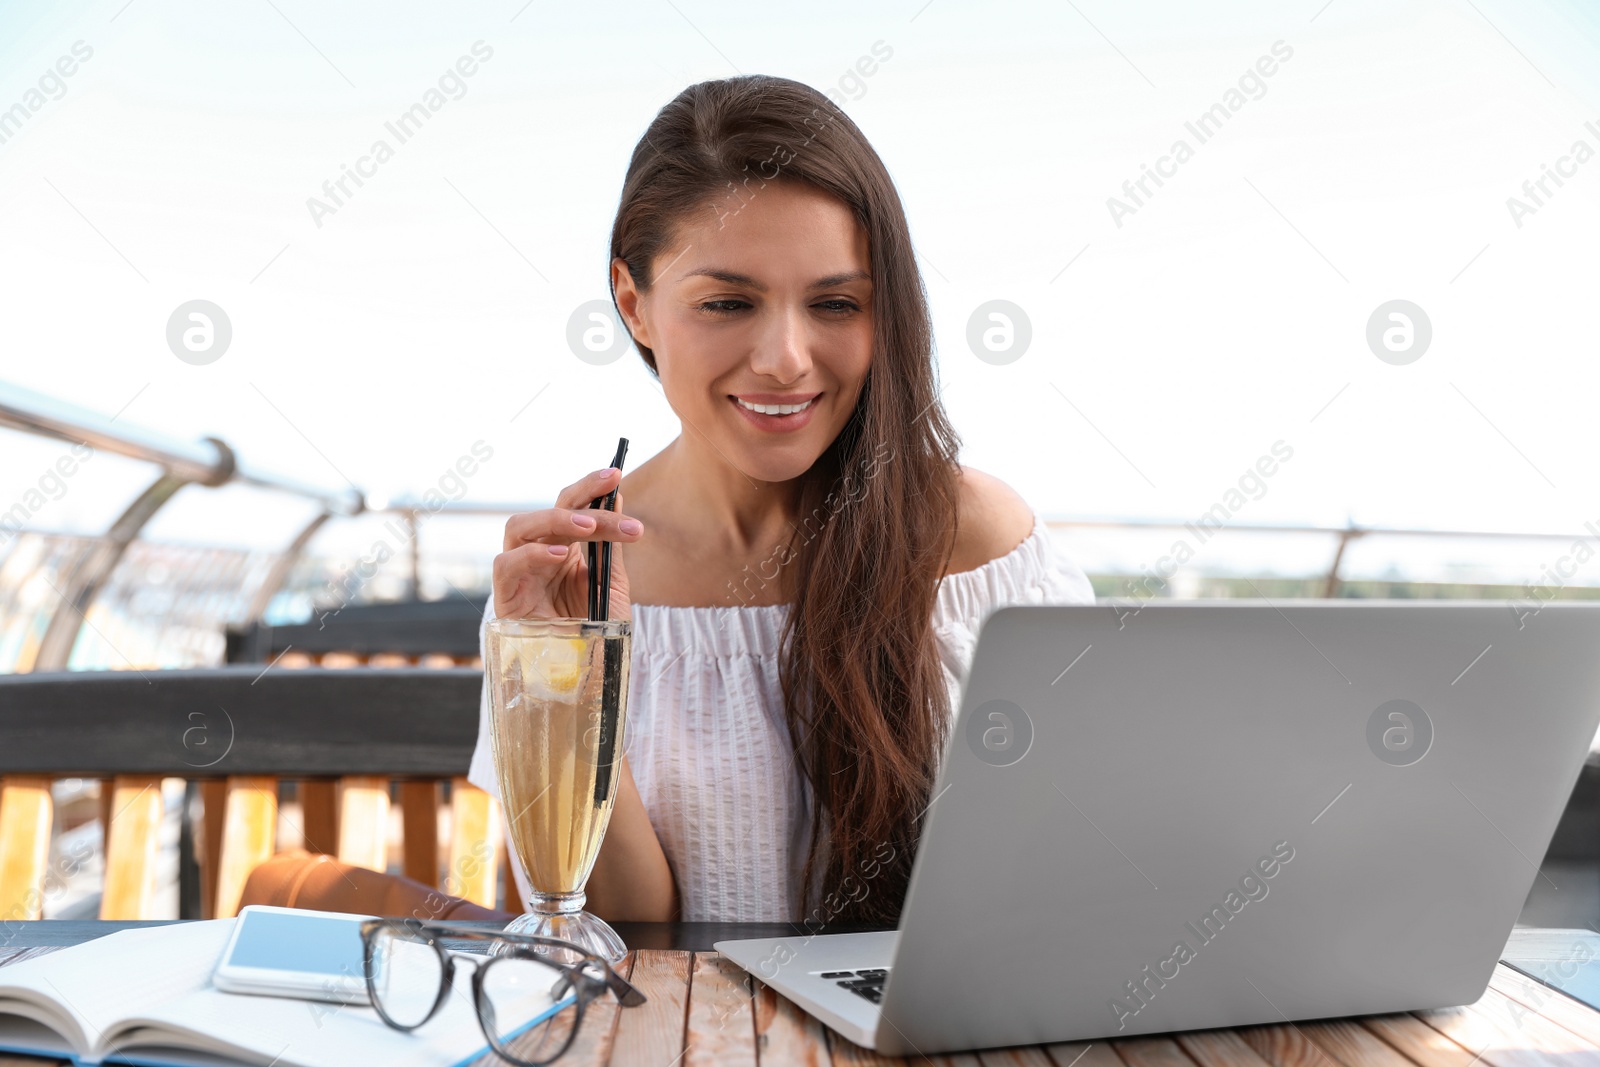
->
[2,0,1598,578]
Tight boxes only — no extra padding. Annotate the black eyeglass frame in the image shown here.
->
[357,918,647,1067]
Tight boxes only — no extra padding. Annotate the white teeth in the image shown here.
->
[736,396,816,416]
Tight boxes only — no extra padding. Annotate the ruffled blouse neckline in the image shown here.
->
[628,512,1055,656]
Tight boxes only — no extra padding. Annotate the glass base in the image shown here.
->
[496,908,629,965]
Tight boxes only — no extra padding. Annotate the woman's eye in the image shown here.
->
[696,298,859,315]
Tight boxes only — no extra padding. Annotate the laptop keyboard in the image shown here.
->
[820,968,890,1003]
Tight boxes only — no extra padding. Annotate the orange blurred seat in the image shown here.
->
[239,850,513,921]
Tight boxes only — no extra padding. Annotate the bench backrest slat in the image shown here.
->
[0,668,482,777]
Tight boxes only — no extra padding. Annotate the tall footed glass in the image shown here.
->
[485,617,632,964]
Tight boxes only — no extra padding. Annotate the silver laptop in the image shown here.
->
[716,601,1600,1055]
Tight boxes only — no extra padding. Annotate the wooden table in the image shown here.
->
[2,922,1598,1066]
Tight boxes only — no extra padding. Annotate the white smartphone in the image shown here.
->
[213,905,376,1003]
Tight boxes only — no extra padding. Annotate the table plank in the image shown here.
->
[686,951,757,1067]
[827,1026,980,1065]
[1296,1019,1418,1067]
[1503,929,1600,963]
[1176,1029,1276,1067]
[978,1046,1061,1066]
[1489,961,1600,1049]
[563,949,637,1067]
[1415,985,1600,1067]
[1235,1023,1333,1067]
[0,949,60,969]
[753,978,833,1067]
[1361,1013,1479,1067]
[1042,1042,1123,1067]
[1114,1036,1200,1067]
[1471,983,1600,1065]
[610,948,692,1066]
[829,1037,1105,1067]
[0,921,180,950]
[824,1029,891,1066]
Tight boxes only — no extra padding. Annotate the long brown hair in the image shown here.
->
[608,75,962,925]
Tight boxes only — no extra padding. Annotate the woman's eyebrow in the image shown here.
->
[680,267,764,289]
[810,270,871,289]
[678,267,871,290]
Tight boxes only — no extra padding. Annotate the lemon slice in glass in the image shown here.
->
[534,636,589,693]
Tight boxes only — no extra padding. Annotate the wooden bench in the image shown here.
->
[0,667,503,922]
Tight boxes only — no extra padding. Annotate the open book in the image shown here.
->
[0,919,572,1066]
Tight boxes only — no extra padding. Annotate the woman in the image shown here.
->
[466,74,1094,926]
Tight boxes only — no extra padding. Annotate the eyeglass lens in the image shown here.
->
[481,956,586,1064]
[368,925,448,1028]
[367,924,590,1065]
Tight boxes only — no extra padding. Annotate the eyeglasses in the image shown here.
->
[358,918,648,1066]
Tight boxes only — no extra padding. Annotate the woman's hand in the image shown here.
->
[494,470,676,919]
[493,467,643,621]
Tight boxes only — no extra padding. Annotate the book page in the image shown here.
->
[0,1015,79,1061]
[113,950,573,1067]
[0,919,573,1067]
[0,921,234,1060]
[0,991,89,1053]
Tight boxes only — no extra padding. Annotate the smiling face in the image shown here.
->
[612,180,874,484]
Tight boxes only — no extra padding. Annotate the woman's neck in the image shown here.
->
[619,432,822,608]
[655,433,804,555]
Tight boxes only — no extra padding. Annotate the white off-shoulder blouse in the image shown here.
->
[466,511,1096,922]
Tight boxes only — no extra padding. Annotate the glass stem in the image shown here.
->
[532,890,586,916]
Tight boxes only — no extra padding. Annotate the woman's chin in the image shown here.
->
[704,419,825,483]
[721,442,823,486]
[739,456,819,485]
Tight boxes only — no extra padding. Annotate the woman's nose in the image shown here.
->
[747,304,812,383]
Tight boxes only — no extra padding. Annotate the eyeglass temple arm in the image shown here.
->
[385,920,648,1007]
[377,921,646,1004]
[604,970,647,1007]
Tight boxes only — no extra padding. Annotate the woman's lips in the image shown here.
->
[728,393,820,433]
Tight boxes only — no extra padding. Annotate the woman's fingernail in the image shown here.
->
[619,519,642,535]
[572,513,597,530]
[549,544,570,556]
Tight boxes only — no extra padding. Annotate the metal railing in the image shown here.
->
[1054,517,1590,598]
[4,378,1595,671]
[0,381,362,670]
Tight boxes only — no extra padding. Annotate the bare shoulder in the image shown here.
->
[944,466,1038,577]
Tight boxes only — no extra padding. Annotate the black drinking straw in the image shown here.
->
[588,437,628,804]
[586,438,629,622]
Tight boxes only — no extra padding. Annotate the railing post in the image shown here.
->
[244,510,336,623]
[406,509,421,601]
[1323,525,1361,598]
[32,474,187,671]
[29,439,233,672]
